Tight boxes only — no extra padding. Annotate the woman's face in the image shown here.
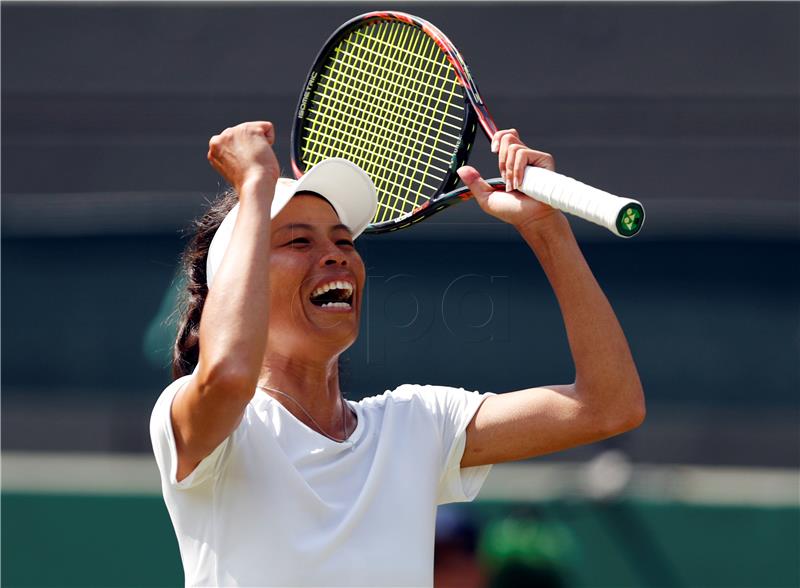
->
[266,194,366,358]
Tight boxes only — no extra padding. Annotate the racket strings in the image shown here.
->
[309,23,436,211]
[307,92,455,167]
[332,39,465,118]
[311,23,451,193]
[323,54,464,134]
[299,20,466,222]
[309,76,455,169]
[350,29,461,82]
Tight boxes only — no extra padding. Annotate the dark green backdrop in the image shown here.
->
[3,494,798,588]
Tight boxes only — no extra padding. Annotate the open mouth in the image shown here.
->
[309,280,354,310]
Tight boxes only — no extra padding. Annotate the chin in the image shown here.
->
[289,300,362,351]
[310,322,360,354]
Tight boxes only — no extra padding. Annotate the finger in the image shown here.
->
[497,130,520,180]
[513,147,529,190]
[525,149,556,172]
[207,134,225,162]
[491,128,519,153]
[457,166,494,200]
[207,156,228,182]
[252,121,276,144]
[505,143,522,191]
[238,121,275,144]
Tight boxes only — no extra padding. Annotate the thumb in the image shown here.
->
[457,166,493,200]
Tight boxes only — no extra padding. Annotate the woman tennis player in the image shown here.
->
[150,121,645,587]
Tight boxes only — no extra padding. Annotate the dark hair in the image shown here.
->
[172,189,239,379]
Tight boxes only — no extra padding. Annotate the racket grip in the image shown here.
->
[519,167,645,238]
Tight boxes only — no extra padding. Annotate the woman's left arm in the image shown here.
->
[457,130,645,468]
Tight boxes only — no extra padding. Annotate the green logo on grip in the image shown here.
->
[616,204,644,237]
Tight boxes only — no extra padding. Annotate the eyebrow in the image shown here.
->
[275,223,352,235]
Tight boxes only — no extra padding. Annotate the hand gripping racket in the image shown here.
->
[291,11,645,237]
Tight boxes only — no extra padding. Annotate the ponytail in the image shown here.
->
[172,189,239,379]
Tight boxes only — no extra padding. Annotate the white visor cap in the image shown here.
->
[206,158,377,288]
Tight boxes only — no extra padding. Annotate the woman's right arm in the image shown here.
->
[172,121,280,481]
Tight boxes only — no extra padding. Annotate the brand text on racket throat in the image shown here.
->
[297,71,319,119]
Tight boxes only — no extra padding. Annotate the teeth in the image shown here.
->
[320,302,352,309]
[310,280,354,299]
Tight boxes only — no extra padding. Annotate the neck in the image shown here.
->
[257,352,353,440]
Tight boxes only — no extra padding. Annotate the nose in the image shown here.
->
[320,244,348,267]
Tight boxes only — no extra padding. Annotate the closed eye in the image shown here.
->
[283,237,353,248]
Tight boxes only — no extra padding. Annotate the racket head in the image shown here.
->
[291,11,484,232]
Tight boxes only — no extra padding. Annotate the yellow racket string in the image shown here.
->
[350,29,461,75]
[386,21,455,218]
[388,23,440,217]
[367,21,429,215]
[329,46,464,121]
[300,20,465,222]
[305,27,451,215]
[376,21,434,219]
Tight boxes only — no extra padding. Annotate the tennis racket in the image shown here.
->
[291,11,645,237]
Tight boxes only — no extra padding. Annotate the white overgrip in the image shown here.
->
[519,166,643,237]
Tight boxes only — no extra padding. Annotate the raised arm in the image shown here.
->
[457,130,645,468]
[171,122,280,481]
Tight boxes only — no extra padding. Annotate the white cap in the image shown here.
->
[206,158,377,288]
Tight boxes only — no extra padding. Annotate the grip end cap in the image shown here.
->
[615,203,645,237]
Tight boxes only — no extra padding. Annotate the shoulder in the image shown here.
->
[151,375,193,421]
[149,374,194,452]
[358,383,439,406]
[358,383,486,416]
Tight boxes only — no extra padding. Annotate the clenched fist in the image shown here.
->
[207,121,281,197]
